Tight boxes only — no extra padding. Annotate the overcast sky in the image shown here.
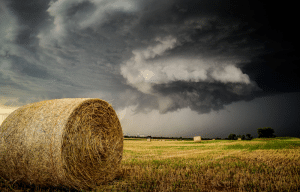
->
[1,0,299,138]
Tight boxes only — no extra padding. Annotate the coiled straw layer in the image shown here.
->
[0,98,123,190]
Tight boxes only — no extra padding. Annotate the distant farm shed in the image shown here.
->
[194,136,201,142]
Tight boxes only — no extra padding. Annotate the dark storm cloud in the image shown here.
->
[3,0,52,48]
[118,0,266,114]
[9,56,51,79]
[129,80,260,115]
[0,0,299,116]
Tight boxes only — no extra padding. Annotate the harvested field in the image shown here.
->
[0,137,299,191]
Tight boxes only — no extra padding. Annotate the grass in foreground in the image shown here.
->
[1,137,299,191]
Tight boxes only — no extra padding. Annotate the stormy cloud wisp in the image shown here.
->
[0,0,280,116]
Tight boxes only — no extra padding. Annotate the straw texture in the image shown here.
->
[0,98,123,190]
[194,136,201,142]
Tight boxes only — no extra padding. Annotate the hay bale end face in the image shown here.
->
[0,98,123,190]
[194,136,201,142]
[238,138,242,140]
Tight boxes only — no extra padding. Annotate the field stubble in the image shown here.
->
[103,138,300,192]
[1,138,300,191]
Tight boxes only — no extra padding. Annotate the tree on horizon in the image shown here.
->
[258,127,276,138]
[228,133,237,140]
[246,134,253,140]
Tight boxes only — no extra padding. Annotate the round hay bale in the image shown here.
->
[194,136,201,142]
[0,98,123,190]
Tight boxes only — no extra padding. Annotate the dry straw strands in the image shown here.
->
[0,98,123,190]
[194,136,201,142]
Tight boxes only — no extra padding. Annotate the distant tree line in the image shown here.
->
[227,127,276,140]
[124,127,276,140]
[227,133,253,140]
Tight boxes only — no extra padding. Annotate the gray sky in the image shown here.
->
[1,0,300,138]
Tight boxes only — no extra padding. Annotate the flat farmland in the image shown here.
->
[1,137,299,191]
[100,137,300,192]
